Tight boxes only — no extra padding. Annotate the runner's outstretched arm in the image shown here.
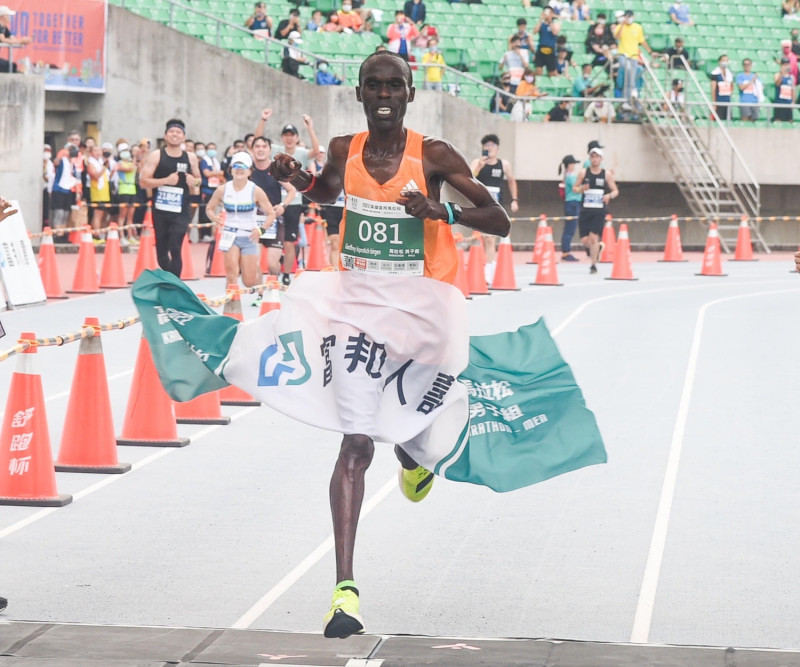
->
[269,135,350,205]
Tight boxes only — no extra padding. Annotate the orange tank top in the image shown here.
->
[341,129,458,284]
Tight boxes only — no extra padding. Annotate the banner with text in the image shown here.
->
[4,0,107,92]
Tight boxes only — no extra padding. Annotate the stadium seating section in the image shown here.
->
[109,0,797,124]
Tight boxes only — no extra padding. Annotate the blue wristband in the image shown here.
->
[443,202,454,225]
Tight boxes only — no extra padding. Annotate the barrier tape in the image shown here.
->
[0,283,287,363]
[510,214,800,224]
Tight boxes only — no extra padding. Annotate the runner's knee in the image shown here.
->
[339,435,374,475]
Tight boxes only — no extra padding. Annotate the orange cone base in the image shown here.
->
[529,281,563,287]
[605,276,639,281]
[176,415,231,425]
[67,288,106,294]
[0,493,72,507]
[490,286,521,291]
[695,272,728,277]
[55,461,131,474]
[657,259,688,263]
[116,436,190,448]
[729,259,758,262]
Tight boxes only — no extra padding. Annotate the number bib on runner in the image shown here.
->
[218,227,237,252]
[341,195,424,276]
[155,185,184,213]
[583,188,605,209]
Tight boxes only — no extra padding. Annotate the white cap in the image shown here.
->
[589,147,603,156]
[289,30,302,43]
[0,6,16,17]
[101,142,114,151]
[230,151,253,169]
[117,142,130,152]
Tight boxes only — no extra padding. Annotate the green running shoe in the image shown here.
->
[398,465,434,502]
[323,583,364,639]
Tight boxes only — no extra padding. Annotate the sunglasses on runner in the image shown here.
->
[231,163,250,170]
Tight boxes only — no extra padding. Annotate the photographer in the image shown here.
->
[245,1,272,35]
[50,136,81,234]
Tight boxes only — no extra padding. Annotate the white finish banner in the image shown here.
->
[0,202,46,308]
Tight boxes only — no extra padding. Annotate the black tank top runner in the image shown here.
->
[476,160,505,204]
[250,166,282,207]
[153,148,191,217]
[581,167,609,214]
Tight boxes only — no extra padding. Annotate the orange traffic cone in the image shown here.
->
[306,219,327,271]
[491,236,520,291]
[55,318,131,473]
[599,216,616,263]
[696,222,727,277]
[100,222,127,288]
[130,209,158,283]
[180,233,199,280]
[207,221,226,278]
[67,226,104,294]
[530,227,563,286]
[174,391,231,425]
[220,286,261,406]
[792,245,800,274]
[260,244,271,274]
[38,226,68,299]
[454,246,472,300]
[659,215,686,262]
[259,283,283,316]
[467,240,490,296]
[527,215,547,264]
[731,216,757,261]
[0,333,72,506]
[606,224,638,281]
[117,336,190,447]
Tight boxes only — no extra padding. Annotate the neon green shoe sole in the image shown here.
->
[323,587,364,639]
[398,465,435,502]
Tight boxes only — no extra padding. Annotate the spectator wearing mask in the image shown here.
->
[0,5,31,73]
[773,58,795,122]
[668,78,686,108]
[667,0,693,26]
[490,74,515,114]
[736,59,761,122]
[499,35,529,92]
[585,13,616,68]
[665,37,689,69]
[613,9,657,101]
[421,38,446,90]
[316,60,342,85]
[275,8,302,39]
[281,31,308,78]
[87,144,114,234]
[573,64,609,112]
[387,10,419,61]
[512,67,546,120]
[544,99,570,121]
[404,0,426,26]
[572,0,591,22]
[555,47,570,76]
[323,12,342,32]
[710,54,734,120]
[533,7,561,76]
[245,2,273,36]
[337,1,364,32]
[584,94,615,122]
[777,39,799,82]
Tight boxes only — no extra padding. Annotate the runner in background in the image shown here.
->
[573,144,618,274]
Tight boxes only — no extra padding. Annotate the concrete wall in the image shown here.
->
[0,74,44,233]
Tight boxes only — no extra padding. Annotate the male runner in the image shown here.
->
[270,51,510,639]
[250,136,296,278]
[139,119,201,277]
[573,145,618,274]
[469,134,519,283]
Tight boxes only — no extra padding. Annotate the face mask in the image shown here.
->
[207,149,217,158]
[430,45,438,52]
[120,150,132,160]
[102,151,112,158]
[524,75,534,83]
[597,18,606,25]
[626,17,634,24]
[720,62,728,69]
[44,152,52,160]
[319,63,329,72]
[195,149,206,158]
[342,4,351,10]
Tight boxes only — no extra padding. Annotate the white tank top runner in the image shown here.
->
[222,180,258,233]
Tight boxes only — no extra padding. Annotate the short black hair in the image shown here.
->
[244,133,254,142]
[597,12,607,18]
[252,135,272,146]
[165,118,186,133]
[358,51,413,87]
[290,8,300,16]
[516,17,527,26]
[480,134,499,146]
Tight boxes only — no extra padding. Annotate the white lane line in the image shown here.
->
[0,406,261,542]
[629,288,800,644]
[231,475,398,629]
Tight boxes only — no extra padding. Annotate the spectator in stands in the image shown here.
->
[307,9,324,31]
[200,142,223,242]
[490,74,515,114]
[613,9,657,101]
[710,54,734,121]
[547,0,570,18]
[499,35,530,92]
[509,18,535,51]
[323,12,342,32]
[556,35,574,65]
[533,7,561,76]
[43,144,54,227]
[87,144,113,234]
[736,59,761,122]
[584,94,615,122]
[773,58,795,122]
[316,59,342,85]
[404,0,426,27]
[667,78,686,112]
[276,8,302,39]
[544,99,570,121]
[573,64,610,112]
[511,67,546,120]
[387,10,418,61]
[665,37,689,69]
[791,28,800,55]
[782,0,800,21]
[778,39,799,82]
[668,1,693,27]
[421,38,446,90]
[245,2,273,36]
[555,47,570,76]
[586,13,616,68]
[281,31,307,78]
[338,0,364,32]
[0,5,30,73]
[572,0,591,22]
